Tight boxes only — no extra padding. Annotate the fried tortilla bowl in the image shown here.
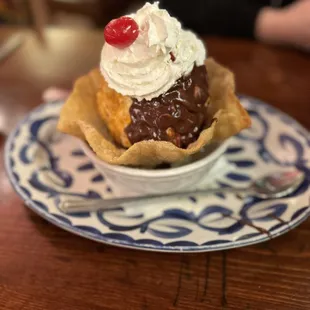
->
[57,58,251,167]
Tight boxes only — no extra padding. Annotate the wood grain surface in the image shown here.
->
[0,28,310,310]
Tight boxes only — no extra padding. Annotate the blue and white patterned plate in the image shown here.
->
[4,96,310,252]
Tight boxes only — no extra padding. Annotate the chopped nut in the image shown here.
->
[194,86,202,98]
[166,127,175,137]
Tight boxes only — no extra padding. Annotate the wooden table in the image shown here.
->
[0,28,310,310]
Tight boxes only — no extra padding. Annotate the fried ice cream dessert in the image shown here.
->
[58,2,251,167]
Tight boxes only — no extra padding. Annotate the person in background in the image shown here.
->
[161,0,310,51]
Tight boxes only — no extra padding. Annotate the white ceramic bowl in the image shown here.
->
[80,141,229,196]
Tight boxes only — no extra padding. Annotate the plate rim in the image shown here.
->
[4,97,310,253]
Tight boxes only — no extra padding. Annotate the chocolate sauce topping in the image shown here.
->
[125,65,209,148]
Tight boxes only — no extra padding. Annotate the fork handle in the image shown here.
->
[59,187,248,214]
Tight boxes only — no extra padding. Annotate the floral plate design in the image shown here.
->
[4,96,310,252]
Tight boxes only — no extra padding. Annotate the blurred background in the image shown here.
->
[1,0,309,50]
[0,0,139,29]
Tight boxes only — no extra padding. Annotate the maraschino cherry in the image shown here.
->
[104,16,139,48]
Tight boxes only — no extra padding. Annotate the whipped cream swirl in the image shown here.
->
[100,2,206,101]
